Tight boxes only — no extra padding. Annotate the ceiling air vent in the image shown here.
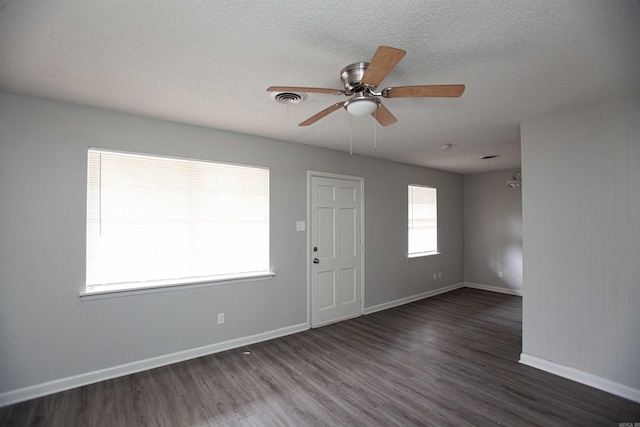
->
[271,92,307,104]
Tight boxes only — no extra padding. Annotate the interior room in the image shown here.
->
[1,1,639,424]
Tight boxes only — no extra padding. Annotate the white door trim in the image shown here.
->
[307,170,365,327]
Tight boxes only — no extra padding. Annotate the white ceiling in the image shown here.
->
[1,1,639,174]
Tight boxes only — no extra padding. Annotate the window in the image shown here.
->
[408,185,437,257]
[86,149,270,293]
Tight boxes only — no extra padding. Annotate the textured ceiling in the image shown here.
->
[1,0,639,174]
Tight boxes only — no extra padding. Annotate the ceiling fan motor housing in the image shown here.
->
[340,62,370,93]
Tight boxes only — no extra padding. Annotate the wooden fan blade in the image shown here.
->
[361,46,406,87]
[267,86,345,95]
[372,103,398,127]
[299,102,346,126]
[383,85,465,98]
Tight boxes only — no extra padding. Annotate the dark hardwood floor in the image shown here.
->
[1,288,639,426]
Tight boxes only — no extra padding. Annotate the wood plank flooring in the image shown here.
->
[1,288,639,426]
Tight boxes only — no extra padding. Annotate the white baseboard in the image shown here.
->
[519,353,640,404]
[0,322,309,408]
[464,282,523,296]
[364,282,465,315]
[364,282,521,316]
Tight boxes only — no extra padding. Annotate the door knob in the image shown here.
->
[313,258,320,264]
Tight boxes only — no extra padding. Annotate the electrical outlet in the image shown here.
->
[218,313,225,324]
[433,273,437,280]
[498,271,503,278]
[438,272,442,279]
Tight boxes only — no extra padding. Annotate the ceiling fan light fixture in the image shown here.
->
[345,97,379,116]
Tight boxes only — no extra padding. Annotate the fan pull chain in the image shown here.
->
[349,115,353,155]
[98,151,102,236]
[374,120,377,151]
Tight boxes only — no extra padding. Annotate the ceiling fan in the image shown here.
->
[267,46,465,127]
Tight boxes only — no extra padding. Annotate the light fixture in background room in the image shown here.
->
[344,96,379,116]
[506,171,522,188]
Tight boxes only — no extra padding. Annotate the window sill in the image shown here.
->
[407,252,441,260]
[79,272,275,301]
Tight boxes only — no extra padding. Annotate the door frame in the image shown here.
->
[306,170,365,327]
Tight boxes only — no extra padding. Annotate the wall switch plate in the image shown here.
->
[296,221,305,231]
[433,273,437,280]
[217,313,224,324]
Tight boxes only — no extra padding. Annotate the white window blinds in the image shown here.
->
[408,185,437,256]
[86,149,269,291]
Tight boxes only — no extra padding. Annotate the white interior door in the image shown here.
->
[310,174,363,327]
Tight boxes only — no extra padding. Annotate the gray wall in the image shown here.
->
[0,92,464,398]
[464,170,522,292]
[521,96,640,394]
